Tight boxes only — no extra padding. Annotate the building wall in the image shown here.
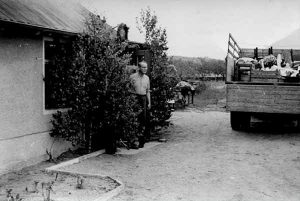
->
[0,34,72,175]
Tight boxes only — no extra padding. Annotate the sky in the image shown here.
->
[79,0,300,59]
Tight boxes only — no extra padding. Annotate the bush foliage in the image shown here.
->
[50,14,139,152]
[50,9,176,152]
[137,8,178,126]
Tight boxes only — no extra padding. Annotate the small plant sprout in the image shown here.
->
[33,181,39,193]
[6,189,12,195]
[76,176,84,189]
[6,189,23,201]
[55,173,59,181]
[45,149,53,162]
[25,181,39,193]
[6,189,12,200]
[41,181,55,201]
[15,194,22,201]
[46,139,57,162]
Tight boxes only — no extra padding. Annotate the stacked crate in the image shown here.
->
[251,70,280,83]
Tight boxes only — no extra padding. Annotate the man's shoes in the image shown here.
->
[138,137,145,148]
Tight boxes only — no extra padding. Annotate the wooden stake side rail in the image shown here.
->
[228,33,241,59]
[226,84,300,114]
[239,48,300,63]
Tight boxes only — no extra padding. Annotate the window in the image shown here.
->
[44,38,70,110]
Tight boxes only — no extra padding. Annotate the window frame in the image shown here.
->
[42,36,69,115]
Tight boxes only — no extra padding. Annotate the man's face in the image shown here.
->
[139,62,148,74]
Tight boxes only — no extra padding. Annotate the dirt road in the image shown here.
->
[61,110,300,201]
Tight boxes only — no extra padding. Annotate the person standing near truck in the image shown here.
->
[130,61,151,148]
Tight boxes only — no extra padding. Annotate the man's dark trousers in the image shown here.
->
[136,94,150,147]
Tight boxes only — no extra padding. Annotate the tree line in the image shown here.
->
[168,56,225,80]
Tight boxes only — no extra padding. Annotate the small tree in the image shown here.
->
[50,14,139,153]
[137,8,177,128]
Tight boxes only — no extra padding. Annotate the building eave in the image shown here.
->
[0,19,79,36]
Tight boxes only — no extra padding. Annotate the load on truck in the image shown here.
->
[226,33,300,130]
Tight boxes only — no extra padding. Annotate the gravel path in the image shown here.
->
[59,110,300,201]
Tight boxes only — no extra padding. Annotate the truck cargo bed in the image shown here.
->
[226,83,300,114]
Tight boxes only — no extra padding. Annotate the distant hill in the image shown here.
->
[168,55,225,79]
[272,27,300,49]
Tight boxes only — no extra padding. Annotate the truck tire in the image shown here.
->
[230,112,240,130]
[231,112,250,131]
[297,119,300,131]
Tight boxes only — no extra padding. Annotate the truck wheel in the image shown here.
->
[240,113,250,130]
[297,119,300,131]
[231,112,250,130]
[231,112,240,130]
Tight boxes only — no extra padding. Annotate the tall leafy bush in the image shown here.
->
[50,14,139,153]
[137,8,178,127]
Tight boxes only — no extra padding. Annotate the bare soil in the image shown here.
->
[0,152,119,201]
[53,109,300,201]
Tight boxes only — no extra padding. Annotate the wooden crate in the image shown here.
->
[250,70,280,82]
[235,63,252,81]
[250,70,300,83]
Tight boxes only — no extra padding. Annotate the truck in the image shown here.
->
[226,33,300,130]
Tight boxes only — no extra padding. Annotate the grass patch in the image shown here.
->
[192,81,226,109]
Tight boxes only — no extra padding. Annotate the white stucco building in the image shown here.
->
[0,0,89,175]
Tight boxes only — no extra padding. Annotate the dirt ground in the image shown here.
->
[0,153,119,201]
[57,109,300,201]
[1,82,300,201]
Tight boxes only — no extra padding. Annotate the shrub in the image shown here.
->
[49,14,139,153]
[137,8,178,127]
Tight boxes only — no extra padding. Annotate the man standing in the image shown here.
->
[130,61,151,148]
